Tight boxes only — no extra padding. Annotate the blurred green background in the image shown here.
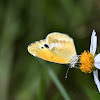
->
[0,0,100,100]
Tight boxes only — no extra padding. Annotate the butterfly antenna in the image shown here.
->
[65,67,71,79]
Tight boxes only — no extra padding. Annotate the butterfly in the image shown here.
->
[28,32,77,65]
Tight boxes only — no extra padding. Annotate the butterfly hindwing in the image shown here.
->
[46,32,76,59]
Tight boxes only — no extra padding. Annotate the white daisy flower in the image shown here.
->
[79,30,100,93]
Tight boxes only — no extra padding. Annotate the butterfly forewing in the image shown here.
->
[28,40,69,64]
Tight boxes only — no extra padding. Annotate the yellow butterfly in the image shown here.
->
[28,32,77,65]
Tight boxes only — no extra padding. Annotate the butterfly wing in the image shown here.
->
[46,32,76,62]
[28,40,69,64]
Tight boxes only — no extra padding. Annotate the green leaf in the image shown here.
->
[39,60,71,100]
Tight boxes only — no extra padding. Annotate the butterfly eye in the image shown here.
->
[44,44,49,48]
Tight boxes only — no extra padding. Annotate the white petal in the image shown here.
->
[93,70,100,93]
[94,53,100,62]
[90,31,94,52]
[94,53,100,69]
[94,64,100,69]
[93,69,98,82]
[94,53,100,63]
[90,30,97,56]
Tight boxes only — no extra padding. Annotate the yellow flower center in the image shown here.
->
[79,50,94,73]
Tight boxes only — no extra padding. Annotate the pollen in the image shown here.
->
[79,50,94,73]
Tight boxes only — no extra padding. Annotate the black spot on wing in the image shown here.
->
[41,47,44,49]
[44,44,49,48]
[41,44,49,49]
